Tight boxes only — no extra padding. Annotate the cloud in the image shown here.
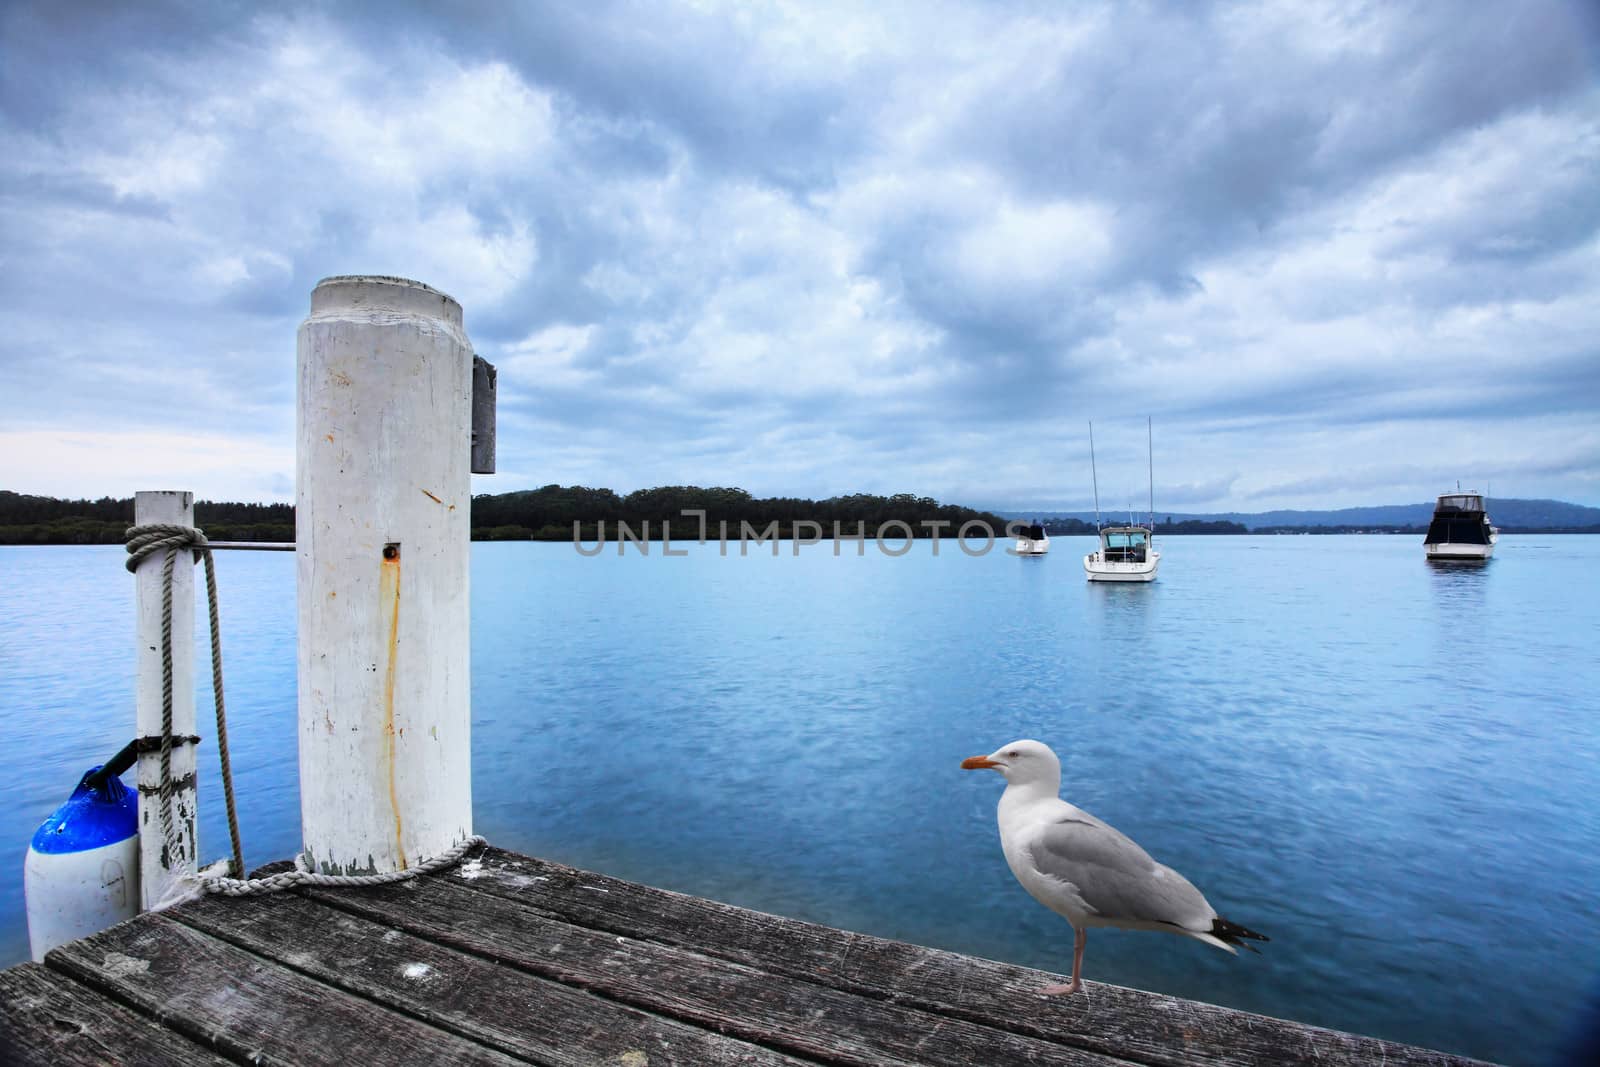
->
[2,0,1598,509]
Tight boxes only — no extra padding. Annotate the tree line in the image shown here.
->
[471,484,1010,542]
[0,487,1011,545]
[0,491,294,545]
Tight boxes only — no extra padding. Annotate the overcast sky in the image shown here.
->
[3,1,1597,513]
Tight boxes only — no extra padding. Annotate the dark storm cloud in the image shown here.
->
[0,1,246,128]
[946,3,1596,271]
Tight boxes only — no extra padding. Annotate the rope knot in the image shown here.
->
[125,523,210,573]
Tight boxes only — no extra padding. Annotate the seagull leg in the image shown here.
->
[1039,927,1086,995]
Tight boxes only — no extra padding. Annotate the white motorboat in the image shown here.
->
[1083,418,1160,583]
[1424,489,1498,561]
[1085,524,1160,582]
[1014,521,1050,556]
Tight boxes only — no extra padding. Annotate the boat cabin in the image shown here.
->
[1098,526,1151,563]
[1426,492,1492,547]
[1434,493,1485,514]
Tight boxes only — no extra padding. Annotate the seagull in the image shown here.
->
[962,738,1266,995]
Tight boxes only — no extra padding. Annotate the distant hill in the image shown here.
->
[1010,498,1600,532]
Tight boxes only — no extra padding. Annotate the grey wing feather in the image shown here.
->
[1026,814,1214,929]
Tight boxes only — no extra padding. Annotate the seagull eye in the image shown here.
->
[1006,750,1020,758]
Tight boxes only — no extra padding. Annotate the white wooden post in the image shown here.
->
[296,276,474,875]
[133,489,198,908]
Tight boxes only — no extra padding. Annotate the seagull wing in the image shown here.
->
[1024,812,1215,932]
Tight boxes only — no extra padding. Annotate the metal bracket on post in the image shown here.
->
[472,354,496,475]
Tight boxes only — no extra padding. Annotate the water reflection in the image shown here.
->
[1086,577,1157,636]
[1425,557,1494,691]
[1426,557,1490,614]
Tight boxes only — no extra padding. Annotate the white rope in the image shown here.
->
[150,835,490,909]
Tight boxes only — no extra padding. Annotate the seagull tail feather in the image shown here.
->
[1211,916,1269,954]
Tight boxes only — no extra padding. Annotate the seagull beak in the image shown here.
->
[961,756,1002,770]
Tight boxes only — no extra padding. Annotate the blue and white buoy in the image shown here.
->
[23,746,140,961]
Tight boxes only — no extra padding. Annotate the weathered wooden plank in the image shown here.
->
[168,889,811,1067]
[293,871,1136,1067]
[447,849,1496,1067]
[45,912,524,1067]
[0,849,1497,1067]
[0,961,232,1067]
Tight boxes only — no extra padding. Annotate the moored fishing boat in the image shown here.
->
[1085,523,1160,582]
[1083,418,1160,582]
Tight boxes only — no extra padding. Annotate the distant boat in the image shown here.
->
[1083,418,1161,583]
[1424,489,1498,562]
[1014,521,1050,556]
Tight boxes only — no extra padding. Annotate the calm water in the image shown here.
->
[1,536,1596,1064]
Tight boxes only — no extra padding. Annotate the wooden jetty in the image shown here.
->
[2,845,1493,1067]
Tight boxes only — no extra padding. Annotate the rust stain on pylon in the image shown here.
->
[378,543,408,870]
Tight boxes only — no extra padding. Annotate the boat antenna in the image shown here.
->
[1147,415,1155,532]
[1089,420,1102,530]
